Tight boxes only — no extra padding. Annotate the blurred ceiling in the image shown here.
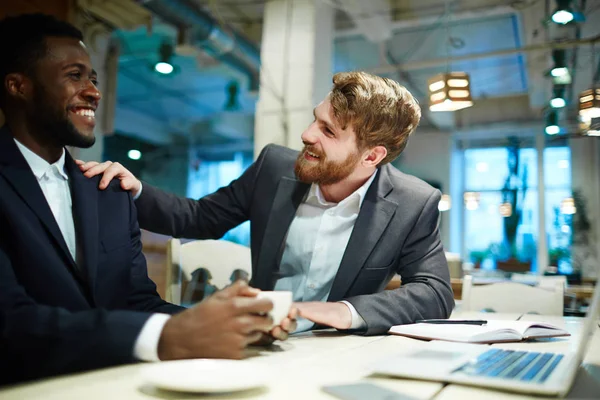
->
[111,0,600,147]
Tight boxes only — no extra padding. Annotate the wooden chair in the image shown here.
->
[165,238,252,305]
[461,275,564,316]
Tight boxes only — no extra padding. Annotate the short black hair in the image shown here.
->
[0,13,83,106]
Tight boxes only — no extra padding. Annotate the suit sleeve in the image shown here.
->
[135,146,271,239]
[125,191,184,315]
[0,245,152,384]
[345,190,454,335]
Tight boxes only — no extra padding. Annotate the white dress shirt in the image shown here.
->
[274,171,378,332]
[14,139,166,362]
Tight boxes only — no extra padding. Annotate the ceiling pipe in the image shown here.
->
[140,0,260,91]
[369,34,600,74]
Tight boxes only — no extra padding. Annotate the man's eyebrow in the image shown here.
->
[62,63,97,76]
[313,108,337,132]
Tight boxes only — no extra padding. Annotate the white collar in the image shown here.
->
[13,138,68,181]
[308,169,378,209]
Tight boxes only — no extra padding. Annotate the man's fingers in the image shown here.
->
[232,296,273,315]
[83,161,112,178]
[120,177,137,191]
[288,307,299,320]
[280,317,297,333]
[237,315,273,334]
[270,326,289,341]
[79,161,101,171]
[245,331,265,346]
[75,159,85,165]
[99,163,126,189]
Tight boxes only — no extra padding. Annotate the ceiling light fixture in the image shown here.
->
[579,44,600,136]
[438,194,452,212]
[551,0,574,25]
[428,0,473,112]
[550,50,571,84]
[464,192,480,211]
[154,42,175,75]
[499,202,513,218]
[550,85,566,108]
[560,197,576,214]
[128,149,142,160]
[545,110,560,135]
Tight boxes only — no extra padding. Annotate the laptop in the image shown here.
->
[373,280,600,397]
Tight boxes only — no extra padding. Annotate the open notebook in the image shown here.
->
[388,320,570,344]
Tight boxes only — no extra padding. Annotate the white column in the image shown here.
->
[535,131,547,275]
[254,0,334,155]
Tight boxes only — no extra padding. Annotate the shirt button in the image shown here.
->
[309,283,316,289]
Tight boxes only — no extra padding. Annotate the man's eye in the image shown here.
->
[91,79,99,86]
[68,72,81,80]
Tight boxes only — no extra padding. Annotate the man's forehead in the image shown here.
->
[315,97,341,127]
[44,36,91,62]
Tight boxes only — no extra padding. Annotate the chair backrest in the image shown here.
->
[166,238,252,305]
[461,275,564,316]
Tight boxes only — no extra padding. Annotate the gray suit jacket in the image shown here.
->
[136,144,454,334]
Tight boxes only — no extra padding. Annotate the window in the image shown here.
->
[544,147,572,274]
[187,152,252,245]
[462,144,571,273]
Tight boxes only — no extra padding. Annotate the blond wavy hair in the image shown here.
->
[329,71,421,165]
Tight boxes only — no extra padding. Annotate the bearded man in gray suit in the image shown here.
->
[80,71,454,335]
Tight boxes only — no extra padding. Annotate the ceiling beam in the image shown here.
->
[368,34,600,74]
[335,5,515,39]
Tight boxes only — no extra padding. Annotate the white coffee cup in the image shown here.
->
[256,291,293,327]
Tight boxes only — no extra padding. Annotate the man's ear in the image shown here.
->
[363,145,387,167]
[5,73,31,102]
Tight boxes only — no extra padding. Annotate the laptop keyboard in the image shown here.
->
[454,349,564,383]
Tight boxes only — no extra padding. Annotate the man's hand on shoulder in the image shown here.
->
[75,159,141,198]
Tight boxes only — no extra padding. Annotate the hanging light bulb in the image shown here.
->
[550,85,566,108]
[545,110,560,135]
[579,44,600,135]
[560,197,576,215]
[427,0,473,112]
[499,202,513,217]
[438,194,452,212]
[551,0,574,25]
[428,72,474,112]
[464,192,480,211]
[550,50,571,85]
[154,42,175,75]
[579,87,600,119]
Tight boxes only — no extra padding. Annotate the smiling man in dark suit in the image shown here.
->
[80,71,454,335]
[0,13,296,384]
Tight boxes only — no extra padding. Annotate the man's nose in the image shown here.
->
[301,124,318,144]
[82,82,102,104]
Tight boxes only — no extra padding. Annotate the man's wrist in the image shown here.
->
[133,313,170,362]
[132,181,143,201]
[339,300,367,330]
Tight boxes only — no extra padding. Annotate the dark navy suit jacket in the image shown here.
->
[0,126,182,384]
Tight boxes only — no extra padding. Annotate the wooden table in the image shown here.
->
[386,276,597,304]
[1,313,598,399]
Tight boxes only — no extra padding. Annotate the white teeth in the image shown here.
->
[74,109,95,118]
[307,151,319,158]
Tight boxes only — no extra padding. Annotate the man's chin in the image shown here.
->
[67,131,96,148]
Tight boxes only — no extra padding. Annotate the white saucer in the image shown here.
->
[141,359,270,393]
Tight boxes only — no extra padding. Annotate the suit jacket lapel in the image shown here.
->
[328,167,398,302]
[0,129,83,282]
[65,154,98,302]
[254,176,309,290]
